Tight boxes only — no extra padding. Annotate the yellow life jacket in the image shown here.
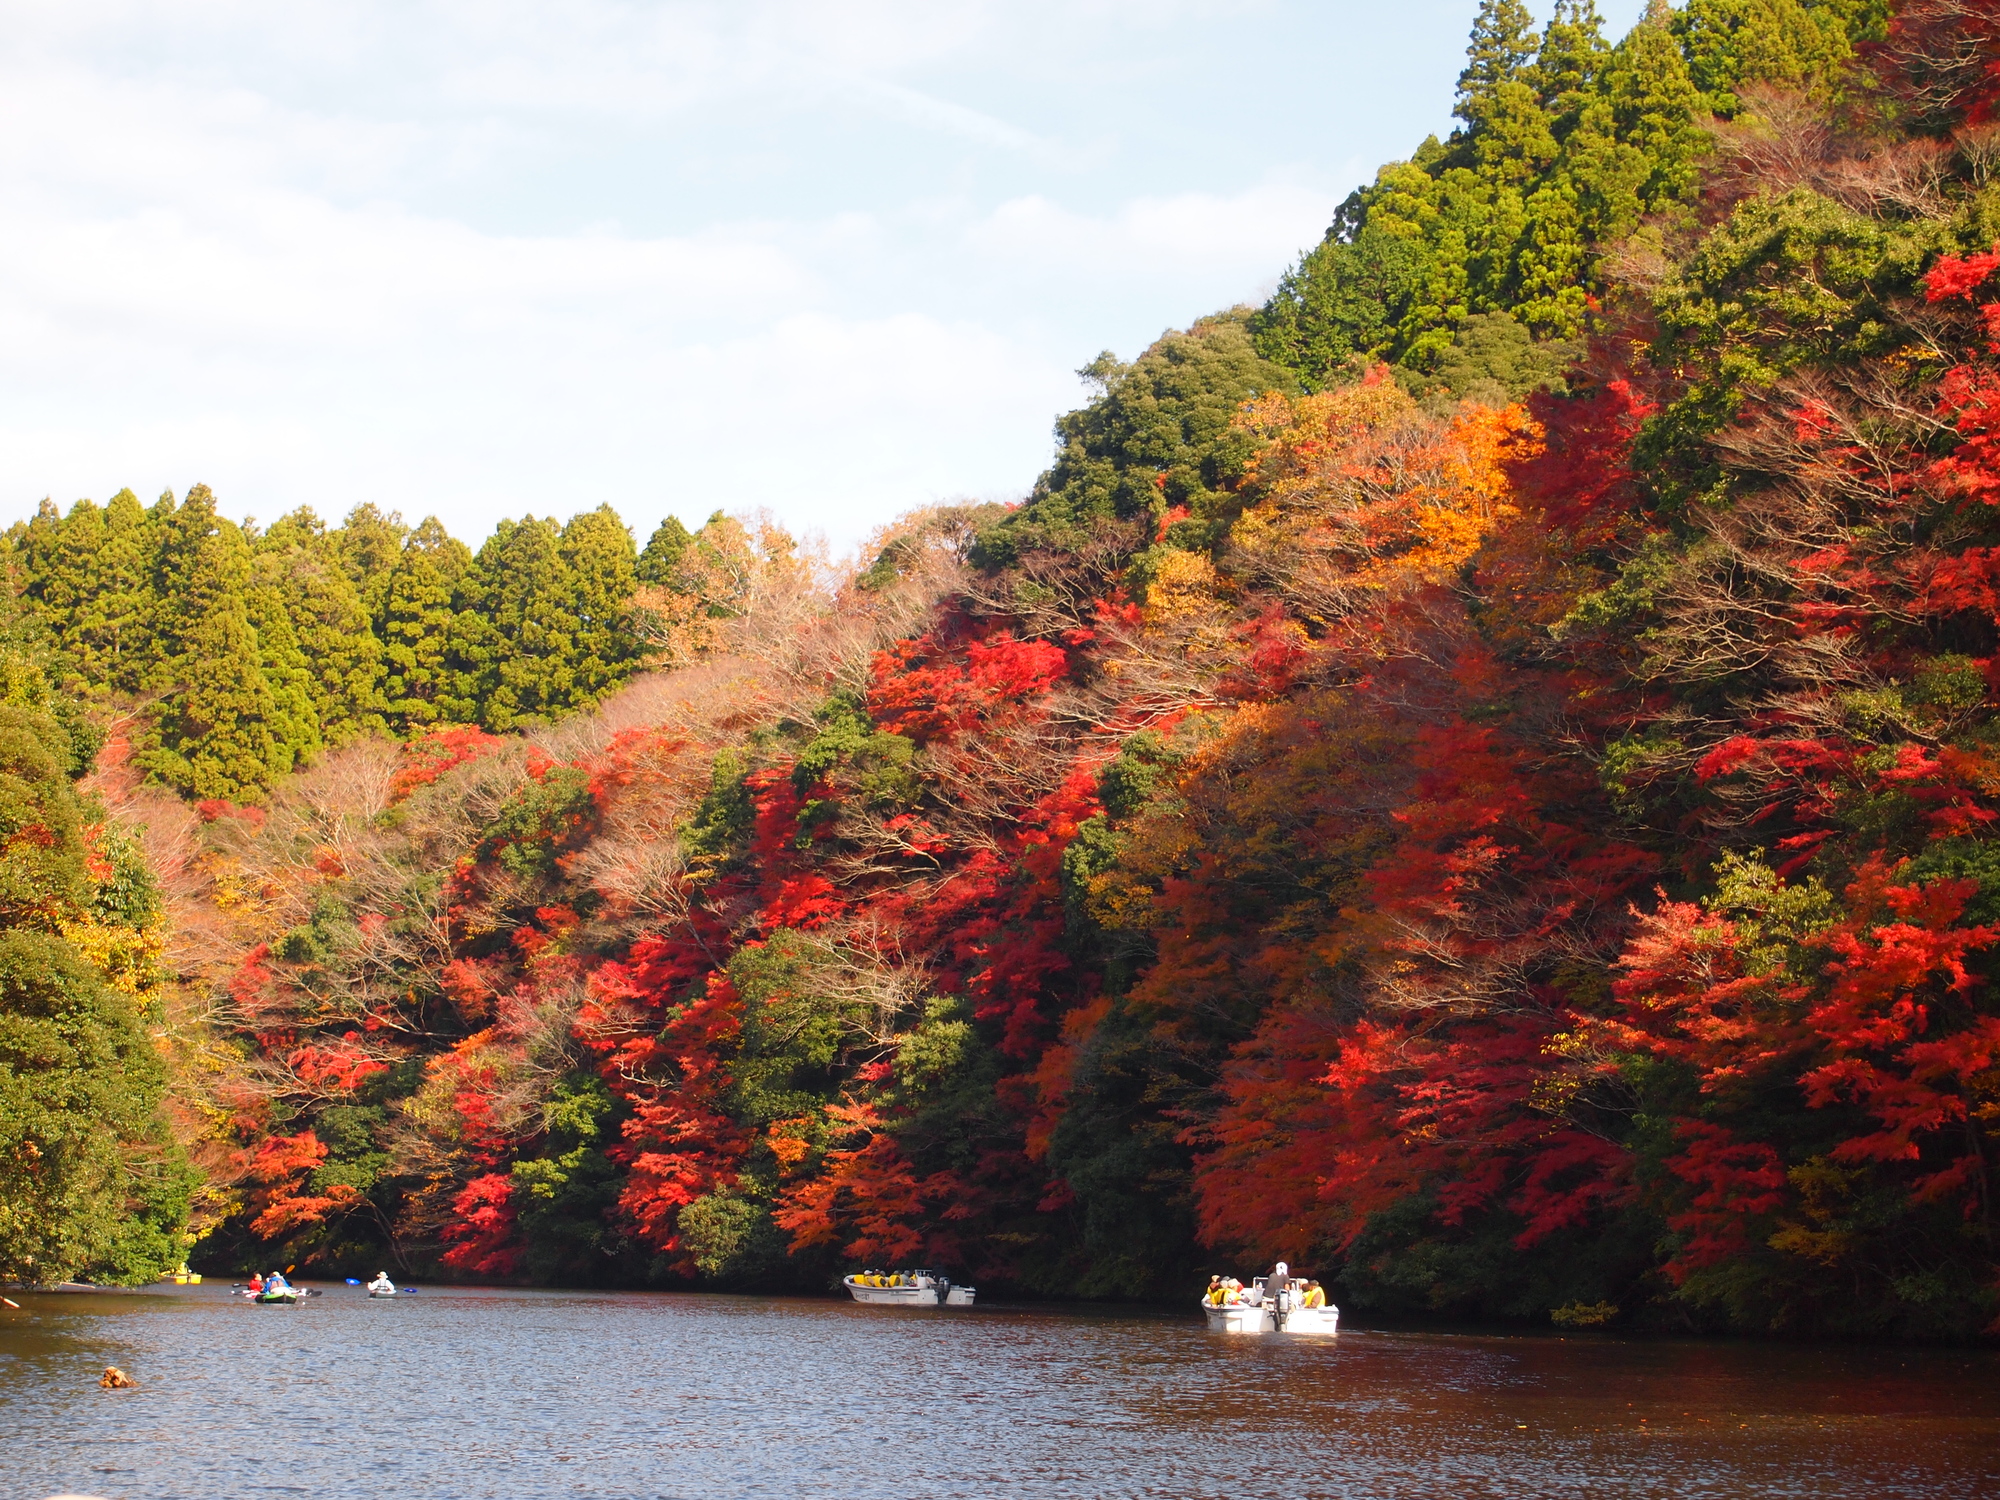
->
[1303,1287,1325,1308]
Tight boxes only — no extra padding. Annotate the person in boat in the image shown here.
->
[1221,1277,1243,1305]
[368,1271,395,1294]
[1267,1261,1292,1300]
[246,1273,264,1294]
[264,1271,289,1293]
[1301,1281,1327,1309]
[1204,1275,1224,1306]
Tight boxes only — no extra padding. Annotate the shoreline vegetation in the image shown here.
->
[10,0,2000,1343]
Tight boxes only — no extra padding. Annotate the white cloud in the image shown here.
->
[968,183,1335,279]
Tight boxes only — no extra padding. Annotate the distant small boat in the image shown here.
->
[843,1269,975,1307]
[1200,1277,1337,1335]
[367,1281,400,1298]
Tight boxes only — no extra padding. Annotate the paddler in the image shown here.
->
[368,1272,396,1295]
[246,1272,264,1294]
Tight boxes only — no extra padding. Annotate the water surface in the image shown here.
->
[2,1284,1996,1498]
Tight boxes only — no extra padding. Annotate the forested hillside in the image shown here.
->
[11,0,2000,1340]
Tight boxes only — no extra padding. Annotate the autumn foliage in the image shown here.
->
[50,2,2000,1340]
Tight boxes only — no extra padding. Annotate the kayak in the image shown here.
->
[242,1286,318,1303]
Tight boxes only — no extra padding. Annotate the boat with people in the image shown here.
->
[842,1269,975,1307]
[1200,1263,1338,1335]
[238,1271,315,1304]
[367,1273,400,1298]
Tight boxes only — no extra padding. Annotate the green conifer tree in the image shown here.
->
[82,490,158,694]
[10,500,64,602]
[1674,0,1862,114]
[1455,0,1542,131]
[33,501,105,691]
[244,582,324,777]
[560,505,642,704]
[1252,227,1434,386]
[1533,0,1613,133]
[260,505,327,554]
[259,511,387,744]
[977,311,1297,563]
[334,504,409,622]
[637,516,695,586]
[1512,179,1592,330]
[143,592,282,800]
[445,517,577,732]
[137,486,307,798]
[1606,0,1710,212]
[144,486,220,688]
[380,517,471,731]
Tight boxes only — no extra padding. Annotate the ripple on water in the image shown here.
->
[2,1286,1998,1500]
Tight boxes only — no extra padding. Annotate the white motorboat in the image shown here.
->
[843,1269,975,1307]
[1200,1277,1338,1335]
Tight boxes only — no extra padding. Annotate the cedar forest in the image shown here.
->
[8,0,2000,1340]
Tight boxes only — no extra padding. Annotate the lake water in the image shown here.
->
[3,1284,1997,1499]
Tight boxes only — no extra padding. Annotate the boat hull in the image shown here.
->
[1281,1305,1340,1334]
[844,1278,940,1306]
[1203,1302,1274,1334]
[1200,1287,1338,1335]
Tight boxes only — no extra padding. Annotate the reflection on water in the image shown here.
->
[2,1284,1996,1499]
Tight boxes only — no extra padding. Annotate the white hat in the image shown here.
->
[1275,1261,1288,1274]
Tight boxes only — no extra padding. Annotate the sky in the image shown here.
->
[0,0,1648,558]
